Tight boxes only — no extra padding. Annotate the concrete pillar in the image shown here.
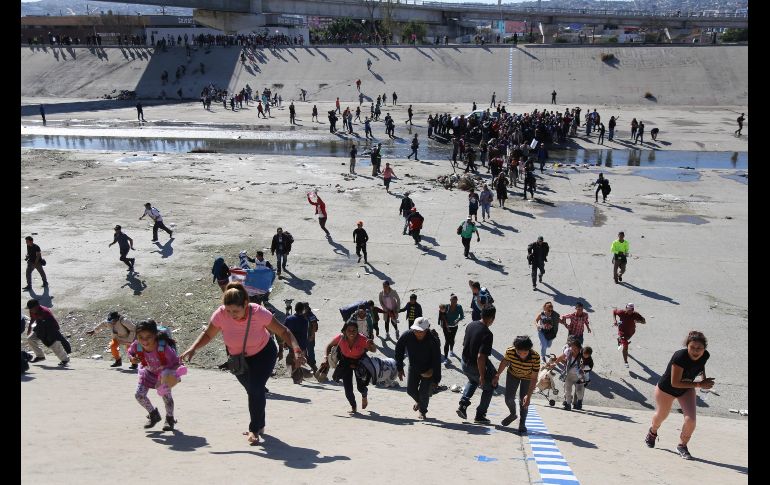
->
[194,9,265,34]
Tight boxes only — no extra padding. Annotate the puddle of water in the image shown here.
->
[21,135,748,170]
[537,202,604,227]
[721,172,748,185]
[642,215,709,225]
[631,168,702,182]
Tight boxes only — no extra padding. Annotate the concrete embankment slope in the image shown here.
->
[21,45,746,106]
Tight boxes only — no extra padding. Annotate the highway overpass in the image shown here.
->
[99,0,749,32]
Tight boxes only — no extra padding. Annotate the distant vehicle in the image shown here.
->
[466,110,501,121]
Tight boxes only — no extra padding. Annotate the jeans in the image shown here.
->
[481,203,491,220]
[26,262,48,287]
[504,374,531,424]
[276,252,287,271]
[235,339,277,434]
[443,325,458,356]
[459,359,496,418]
[608,127,614,140]
[356,243,367,261]
[537,331,554,361]
[407,367,433,414]
[531,261,545,286]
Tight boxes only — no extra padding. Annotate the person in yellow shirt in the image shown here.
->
[611,231,630,283]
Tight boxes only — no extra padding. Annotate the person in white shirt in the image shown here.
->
[139,203,173,242]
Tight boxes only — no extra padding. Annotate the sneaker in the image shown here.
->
[644,428,658,448]
[418,412,427,420]
[532,285,537,291]
[151,239,158,243]
[676,444,692,460]
[162,416,177,431]
[57,360,69,367]
[129,363,138,370]
[110,359,122,368]
[517,425,528,434]
[474,416,491,425]
[22,286,31,291]
[562,401,571,411]
[456,404,468,420]
[618,275,623,282]
[30,356,45,363]
[501,414,517,426]
[625,363,629,368]
[144,409,162,429]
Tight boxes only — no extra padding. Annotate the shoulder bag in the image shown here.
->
[227,306,252,376]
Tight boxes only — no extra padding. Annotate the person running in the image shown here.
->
[382,162,396,193]
[379,280,402,340]
[407,134,419,161]
[23,236,48,291]
[307,190,331,236]
[527,236,549,290]
[479,184,493,222]
[611,231,629,283]
[613,303,646,368]
[257,101,266,119]
[405,104,413,125]
[139,203,173,242]
[284,301,310,384]
[469,281,494,321]
[458,216,480,258]
[494,335,540,433]
[211,257,231,292]
[353,220,368,264]
[560,302,591,345]
[735,113,745,136]
[442,294,465,361]
[86,311,137,368]
[594,173,611,203]
[645,331,713,460]
[395,317,442,419]
[109,225,135,271]
[326,321,377,415]
[456,306,497,424]
[534,302,560,362]
[180,282,304,445]
[128,320,184,431]
[406,207,424,245]
[25,299,71,366]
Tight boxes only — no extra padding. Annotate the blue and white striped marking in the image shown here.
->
[525,406,580,485]
[508,48,513,103]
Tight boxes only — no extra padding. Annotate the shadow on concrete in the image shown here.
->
[578,408,637,423]
[538,282,593,313]
[147,430,210,451]
[28,286,54,308]
[547,432,599,448]
[589,373,654,410]
[21,99,186,116]
[326,236,350,257]
[122,272,148,295]
[424,420,496,435]
[659,449,747,474]
[266,392,311,404]
[508,208,536,219]
[213,434,350,469]
[151,238,174,258]
[281,270,316,295]
[620,282,679,305]
[419,244,447,261]
[362,263,392,283]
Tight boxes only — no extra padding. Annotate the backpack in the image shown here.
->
[134,327,177,367]
[457,225,463,235]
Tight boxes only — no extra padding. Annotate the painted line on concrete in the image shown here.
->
[525,406,580,485]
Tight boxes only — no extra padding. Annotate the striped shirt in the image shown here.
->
[503,348,541,379]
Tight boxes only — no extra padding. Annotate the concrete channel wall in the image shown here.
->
[21,44,747,105]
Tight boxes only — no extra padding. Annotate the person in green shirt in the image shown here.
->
[458,216,480,258]
[611,231,630,283]
[441,294,465,362]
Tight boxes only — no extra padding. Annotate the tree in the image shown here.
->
[402,20,427,43]
[721,28,748,42]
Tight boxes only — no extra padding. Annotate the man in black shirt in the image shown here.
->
[457,306,497,424]
[527,236,550,290]
[353,221,369,264]
[270,227,294,276]
[284,301,309,384]
[399,192,415,235]
[395,317,442,419]
[23,236,48,291]
[108,225,135,271]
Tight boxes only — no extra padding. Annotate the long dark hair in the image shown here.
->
[135,319,177,350]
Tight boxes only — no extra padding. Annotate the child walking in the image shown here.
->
[87,311,137,368]
[128,320,186,431]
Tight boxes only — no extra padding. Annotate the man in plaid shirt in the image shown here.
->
[560,302,591,345]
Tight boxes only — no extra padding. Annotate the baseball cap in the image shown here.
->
[626,303,634,310]
[411,317,430,332]
[105,311,120,323]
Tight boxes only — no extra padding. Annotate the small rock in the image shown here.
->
[91,354,103,360]
[726,216,733,220]
[185,293,193,296]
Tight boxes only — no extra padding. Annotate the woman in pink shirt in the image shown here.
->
[307,190,331,236]
[325,321,376,415]
[382,162,396,193]
[180,282,305,446]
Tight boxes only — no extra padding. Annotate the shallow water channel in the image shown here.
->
[21,134,747,170]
